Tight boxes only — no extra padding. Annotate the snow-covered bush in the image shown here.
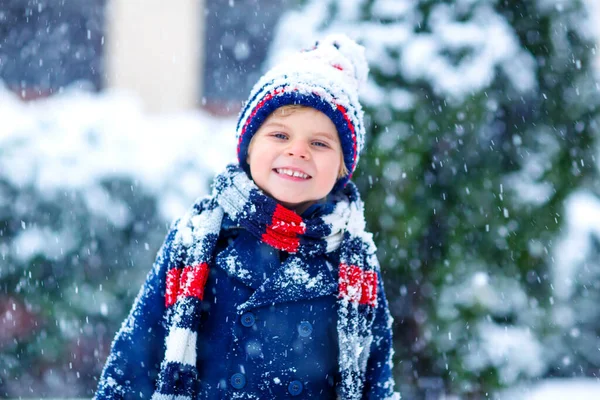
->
[270,0,600,395]
[547,192,600,376]
[0,84,235,396]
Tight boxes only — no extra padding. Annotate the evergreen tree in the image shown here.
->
[548,192,600,377]
[0,90,224,396]
[0,173,165,397]
[272,0,600,395]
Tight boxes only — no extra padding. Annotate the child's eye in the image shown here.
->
[272,132,288,140]
[312,141,330,148]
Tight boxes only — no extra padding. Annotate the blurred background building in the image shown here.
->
[0,0,294,113]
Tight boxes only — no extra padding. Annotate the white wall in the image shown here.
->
[105,0,204,113]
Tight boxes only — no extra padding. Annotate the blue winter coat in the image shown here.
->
[96,203,396,399]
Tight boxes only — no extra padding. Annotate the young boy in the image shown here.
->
[95,34,398,400]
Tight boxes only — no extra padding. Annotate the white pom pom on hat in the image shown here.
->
[236,33,369,191]
[311,34,369,88]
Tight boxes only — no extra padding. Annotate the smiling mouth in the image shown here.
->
[273,168,312,179]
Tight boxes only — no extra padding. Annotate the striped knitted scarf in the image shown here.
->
[153,163,380,400]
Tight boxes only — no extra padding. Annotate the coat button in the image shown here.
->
[240,312,255,327]
[230,373,246,389]
[298,321,313,337]
[288,380,303,396]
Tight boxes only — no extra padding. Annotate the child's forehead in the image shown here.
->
[267,106,330,126]
[270,105,315,118]
[265,108,340,137]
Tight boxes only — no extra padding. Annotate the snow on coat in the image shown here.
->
[95,164,399,399]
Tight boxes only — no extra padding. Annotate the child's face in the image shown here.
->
[247,107,342,214]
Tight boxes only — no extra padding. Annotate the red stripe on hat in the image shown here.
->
[165,267,182,307]
[261,204,306,253]
[338,263,377,306]
[180,263,210,301]
[336,104,358,174]
[238,87,287,154]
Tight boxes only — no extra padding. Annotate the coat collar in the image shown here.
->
[214,200,340,311]
[214,216,281,290]
[237,255,338,312]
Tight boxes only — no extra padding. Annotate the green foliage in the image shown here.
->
[277,0,600,395]
[0,176,166,397]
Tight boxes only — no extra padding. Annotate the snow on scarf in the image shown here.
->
[153,163,380,400]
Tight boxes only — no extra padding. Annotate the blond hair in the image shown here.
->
[248,105,349,179]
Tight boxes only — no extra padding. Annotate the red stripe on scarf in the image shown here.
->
[165,263,210,307]
[165,267,181,307]
[262,204,306,253]
[338,263,377,306]
[181,263,210,300]
[360,270,378,306]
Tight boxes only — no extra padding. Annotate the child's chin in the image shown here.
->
[274,196,312,210]
[271,190,303,202]
[275,198,304,208]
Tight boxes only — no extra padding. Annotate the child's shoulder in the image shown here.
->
[169,195,222,249]
[190,195,213,215]
[178,195,214,224]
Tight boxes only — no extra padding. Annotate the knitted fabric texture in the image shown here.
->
[236,34,368,191]
[150,164,385,400]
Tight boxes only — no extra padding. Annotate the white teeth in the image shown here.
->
[276,168,309,179]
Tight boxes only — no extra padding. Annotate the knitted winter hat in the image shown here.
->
[236,33,369,190]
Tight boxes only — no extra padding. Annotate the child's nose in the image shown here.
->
[286,140,310,159]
